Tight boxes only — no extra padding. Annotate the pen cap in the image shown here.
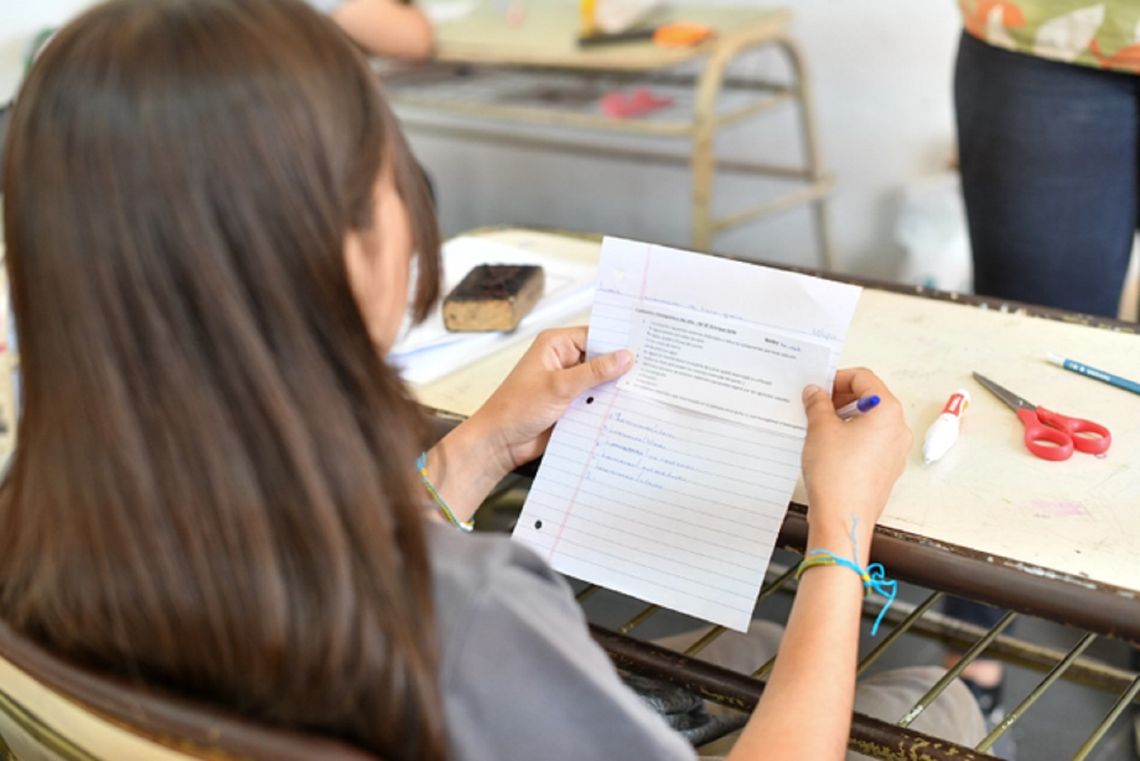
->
[941,389,970,418]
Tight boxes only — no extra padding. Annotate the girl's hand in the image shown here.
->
[800,368,911,560]
[470,326,632,475]
[422,327,631,523]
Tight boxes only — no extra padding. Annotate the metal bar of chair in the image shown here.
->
[594,625,1005,761]
[858,591,944,676]
[897,611,1017,729]
[1071,673,1140,760]
[976,633,1096,753]
[685,564,798,658]
[618,604,661,635]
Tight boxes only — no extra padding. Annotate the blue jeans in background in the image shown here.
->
[955,31,1139,318]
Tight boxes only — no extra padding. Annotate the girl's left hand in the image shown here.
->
[471,326,633,475]
[423,328,631,524]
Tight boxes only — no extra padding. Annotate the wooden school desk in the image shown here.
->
[416,227,1140,760]
[383,3,836,267]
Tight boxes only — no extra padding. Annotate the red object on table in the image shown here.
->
[972,372,1112,461]
[599,88,673,118]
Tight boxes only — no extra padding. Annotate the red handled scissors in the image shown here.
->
[973,372,1112,461]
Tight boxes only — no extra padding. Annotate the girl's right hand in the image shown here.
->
[799,368,912,557]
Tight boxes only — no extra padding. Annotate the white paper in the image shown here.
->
[513,237,861,631]
[618,303,831,431]
[596,0,665,33]
[391,236,595,384]
[422,0,479,24]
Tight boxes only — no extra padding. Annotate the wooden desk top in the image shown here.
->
[414,228,1140,617]
[432,4,790,71]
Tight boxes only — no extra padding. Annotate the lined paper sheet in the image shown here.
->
[513,238,862,631]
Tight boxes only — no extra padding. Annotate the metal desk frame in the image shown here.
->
[385,6,835,268]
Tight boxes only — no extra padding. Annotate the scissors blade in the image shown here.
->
[972,372,1036,412]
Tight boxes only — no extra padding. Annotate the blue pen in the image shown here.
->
[837,395,880,421]
[1047,353,1140,397]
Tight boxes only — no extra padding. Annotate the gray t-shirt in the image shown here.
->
[429,524,696,761]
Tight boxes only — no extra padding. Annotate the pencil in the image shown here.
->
[1046,353,1140,397]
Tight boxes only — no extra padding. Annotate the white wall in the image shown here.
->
[0,1,82,104]
[0,1,963,279]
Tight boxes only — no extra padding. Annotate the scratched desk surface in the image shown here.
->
[827,287,1140,594]
[415,229,1140,599]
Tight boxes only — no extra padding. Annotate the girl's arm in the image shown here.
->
[726,519,872,760]
[330,0,434,61]
[728,369,912,761]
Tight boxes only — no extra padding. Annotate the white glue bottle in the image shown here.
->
[923,389,969,465]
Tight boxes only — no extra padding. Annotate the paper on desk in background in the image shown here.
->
[513,237,861,631]
[420,0,478,24]
[596,0,665,34]
[390,236,595,384]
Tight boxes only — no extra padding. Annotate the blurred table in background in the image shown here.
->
[385,3,836,268]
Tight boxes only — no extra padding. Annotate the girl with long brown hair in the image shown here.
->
[0,1,981,759]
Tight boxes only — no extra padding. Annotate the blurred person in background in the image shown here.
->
[309,0,434,60]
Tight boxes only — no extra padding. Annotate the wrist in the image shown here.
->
[795,560,868,599]
[796,531,899,637]
[805,514,874,566]
[416,450,473,531]
[459,409,517,478]
[423,416,513,523]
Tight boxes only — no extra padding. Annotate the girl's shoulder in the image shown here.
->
[424,523,695,761]
[426,523,575,628]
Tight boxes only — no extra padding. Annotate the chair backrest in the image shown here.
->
[0,619,382,761]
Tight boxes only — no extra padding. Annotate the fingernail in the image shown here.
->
[615,350,633,369]
[802,384,821,401]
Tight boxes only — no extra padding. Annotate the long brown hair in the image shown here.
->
[0,0,445,758]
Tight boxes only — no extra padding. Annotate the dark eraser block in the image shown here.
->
[443,264,545,332]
